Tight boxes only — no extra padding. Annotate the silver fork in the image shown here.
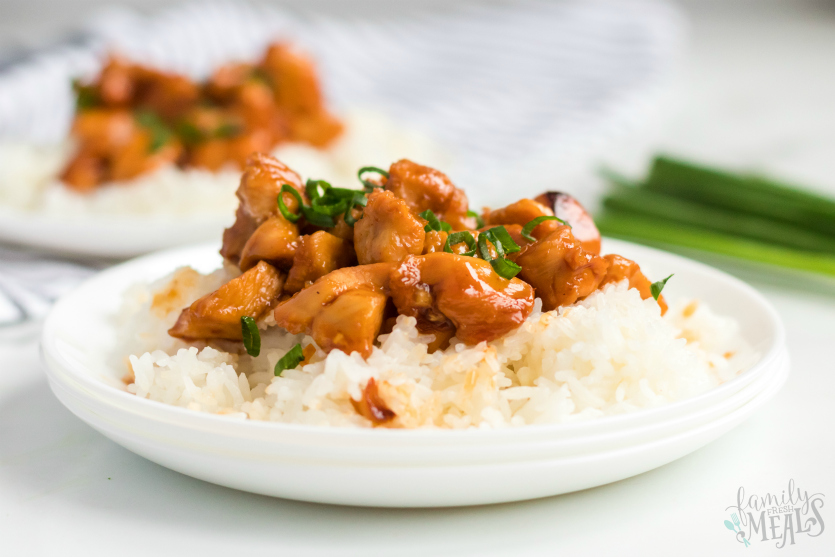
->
[731,513,751,547]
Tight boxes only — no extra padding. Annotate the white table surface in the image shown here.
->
[2,1,835,555]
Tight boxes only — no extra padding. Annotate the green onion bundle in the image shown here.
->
[598,156,835,278]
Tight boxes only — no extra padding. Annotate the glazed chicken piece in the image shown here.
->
[108,127,182,182]
[262,43,325,116]
[390,252,535,345]
[205,62,254,102]
[236,153,305,222]
[180,103,279,172]
[169,261,284,341]
[238,214,300,272]
[67,109,135,157]
[385,160,476,230]
[95,57,135,106]
[230,79,284,135]
[132,70,200,124]
[95,57,200,121]
[221,154,306,265]
[534,192,601,255]
[308,289,388,357]
[326,210,361,242]
[60,152,105,191]
[484,198,560,241]
[422,230,448,254]
[600,254,668,314]
[515,226,608,311]
[284,231,357,293]
[274,263,394,357]
[352,378,396,425]
[354,190,426,264]
[260,43,343,147]
[61,107,183,189]
[221,205,259,265]
[61,109,135,190]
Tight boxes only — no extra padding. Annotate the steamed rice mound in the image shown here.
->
[119,267,755,428]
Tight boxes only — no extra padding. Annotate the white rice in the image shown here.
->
[0,109,446,217]
[118,267,756,428]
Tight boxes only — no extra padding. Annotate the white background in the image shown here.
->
[1,1,835,555]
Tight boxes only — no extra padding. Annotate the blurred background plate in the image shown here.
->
[0,0,683,251]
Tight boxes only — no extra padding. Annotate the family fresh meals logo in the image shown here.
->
[724,479,825,549]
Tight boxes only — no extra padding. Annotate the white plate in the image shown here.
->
[40,239,788,507]
[0,208,228,258]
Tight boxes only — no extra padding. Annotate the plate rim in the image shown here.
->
[40,237,788,441]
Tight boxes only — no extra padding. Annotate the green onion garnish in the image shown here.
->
[240,316,261,357]
[489,257,522,280]
[467,210,485,229]
[275,343,305,376]
[420,210,452,233]
[300,205,336,227]
[283,179,368,228]
[250,67,273,86]
[177,121,205,146]
[476,226,522,279]
[134,110,173,153]
[214,122,242,139]
[521,215,569,242]
[444,231,477,256]
[72,80,98,111]
[476,233,494,261]
[358,166,389,191]
[305,179,330,201]
[343,192,368,227]
[277,184,303,223]
[650,274,673,300]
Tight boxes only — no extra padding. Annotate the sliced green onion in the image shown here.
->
[214,122,242,139]
[650,274,673,300]
[305,179,330,201]
[250,67,273,86]
[343,192,368,227]
[489,257,522,280]
[521,215,568,242]
[291,179,369,228]
[350,191,368,207]
[467,210,485,229]
[134,110,173,153]
[275,343,305,376]
[240,316,261,357]
[324,187,361,200]
[311,198,349,216]
[476,226,522,279]
[73,80,98,110]
[277,184,303,223]
[419,209,452,233]
[477,233,493,262]
[358,166,389,191]
[486,226,521,255]
[300,205,336,227]
[420,209,441,232]
[177,121,205,146]
[444,231,477,256]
